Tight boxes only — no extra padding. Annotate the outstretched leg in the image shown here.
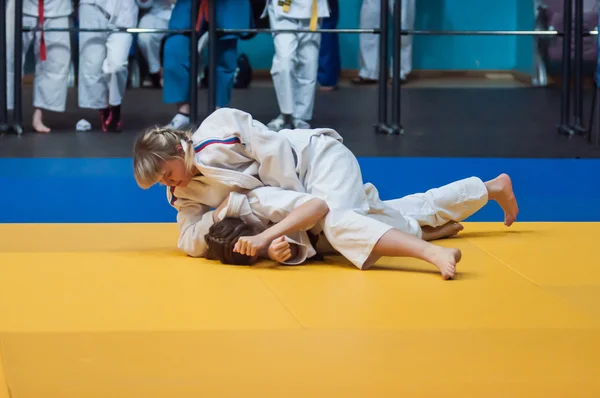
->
[322,210,461,279]
[383,174,519,229]
[484,174,519,226]
[366,228,461,280]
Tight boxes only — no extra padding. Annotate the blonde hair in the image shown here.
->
[133,127,196,189]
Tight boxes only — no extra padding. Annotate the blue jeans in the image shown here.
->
[317,0,341,87]
[163,0,240,107]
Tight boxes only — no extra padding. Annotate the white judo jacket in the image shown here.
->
[168,107,343,258]
[22,0,72,18]
[218,187,320,265]
[135,0,172,19]
[260,0,330,20]
[80,0,138,27]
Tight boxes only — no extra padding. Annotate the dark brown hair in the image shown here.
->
[204,218,259,265]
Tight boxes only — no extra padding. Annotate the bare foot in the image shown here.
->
[426,246,461,280]
[32,109,50,133]
[485,173,519,227]
[422,222,464,241]
[319,85,337,92]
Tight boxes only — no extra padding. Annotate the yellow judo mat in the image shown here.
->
[0,222,599,397]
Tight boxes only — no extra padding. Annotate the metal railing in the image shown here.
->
[378,0,594,139]
[207,0,392,134]
[0,0,9,134]
[0,0,596,143]
[0,0,202,133]
[0,0,392,135]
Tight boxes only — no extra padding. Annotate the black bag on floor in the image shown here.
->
[201,53,253,89]
[234,53,253,89]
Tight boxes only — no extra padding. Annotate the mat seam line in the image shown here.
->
[0,338,12,398]
[465,238,600,325]
[257,276,306,329]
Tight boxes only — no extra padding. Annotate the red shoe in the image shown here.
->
[104,106,122,133]
[99,108,109,132]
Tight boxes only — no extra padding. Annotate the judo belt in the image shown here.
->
[196,0,208,33]
[37,0,46,60]
[278,0,319,32]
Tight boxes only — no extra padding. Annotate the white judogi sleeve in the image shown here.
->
[246,187,317,227]
[247,187,321,264]
[192,108,306,193]
[23,0,73,17]
[167,188,215,258]
[218,189,319,265]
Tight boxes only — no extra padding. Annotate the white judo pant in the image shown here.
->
[268,4,321,121]
[297,133,488,268]
[299,134,371,213]
[359,0,415,80]
[137,12,169,74]
[298,133,407,267]
[5,5,71,112]
[78,4,132,108]
[316,177,489,269]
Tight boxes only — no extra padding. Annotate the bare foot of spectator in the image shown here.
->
[319,85,337,92]
[32,108,50,133]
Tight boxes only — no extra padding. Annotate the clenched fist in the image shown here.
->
[234,234,269,257]
[268,236,292,263]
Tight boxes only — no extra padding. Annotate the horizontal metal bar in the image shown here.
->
[22,27,193,33]
[218,28,381,34]
[219,28,598,36]
[20,27,599,36]
[21,27,380,34]
[402,30,597,36]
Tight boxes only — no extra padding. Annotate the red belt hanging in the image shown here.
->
[195,0,208,32]
[38,0,46,60]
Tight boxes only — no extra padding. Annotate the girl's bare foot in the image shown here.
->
[485,173,519,226]
[425,246,461,280]
[32,108,50,133]
[422,222,464,241]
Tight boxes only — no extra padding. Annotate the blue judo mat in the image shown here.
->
[0,157,598,223]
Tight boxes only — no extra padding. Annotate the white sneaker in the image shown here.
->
[267,114,291,131]
[165,113,190,130]
[292,118,310,129]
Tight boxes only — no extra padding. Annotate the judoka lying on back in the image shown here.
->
[202,174,518,279]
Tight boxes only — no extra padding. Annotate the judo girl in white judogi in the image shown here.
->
[203,175,516,275]
[135,0,173,88]
[78,0,139,132]
[133,108,519,279]
[5,0,72,133]
[262,0,330,130]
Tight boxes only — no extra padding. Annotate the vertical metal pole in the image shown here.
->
[588,80,596,143]
[557,0,574,136]
[189,0,200,125]
[208,0,216,113]
[390,0,402,135]
[375,0,391,134]
[0,0,9,132]
[13,0,23,134]
[572,0,585,135]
